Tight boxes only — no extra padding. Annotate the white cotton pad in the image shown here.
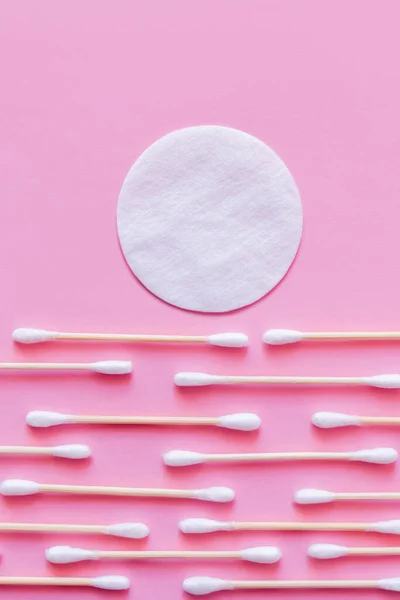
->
[117,126,302,313]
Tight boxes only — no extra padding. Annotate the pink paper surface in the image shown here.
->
[1,1,400,598]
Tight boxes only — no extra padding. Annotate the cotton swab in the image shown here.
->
[309,544,400,559]
[263,328,400,345]
[13,328,248,348]
[26,411,261,431]
[46,545,281,565]
[295,488,400,505]
[0,480,235,503]
[164,448,397,467]
[182,576,400,595]
[179,517,400,535]
[174,371,400,388]
[0,444,90,460]
[0,575,129,590]
[0,361,131,374]
[0,521,149,538]
[313,412,400,429]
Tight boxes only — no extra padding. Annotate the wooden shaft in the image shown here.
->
[0,522,105,533]
[335,492,400,500]
[0,447,54,455]
[0,577,92,587]
[58,332,206,343]
[231,580,377,590]
[74,415,217,426]
[233,522,369,531]
[0,363,89,371]
[96,550,240,559]
[204,452,357,462]
[39,483,196,498]
[348,547,400,556]
[303,332,400,341]
[360,416,400,425]
[221,376,362,385]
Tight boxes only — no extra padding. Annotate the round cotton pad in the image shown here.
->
[117,126,302,313]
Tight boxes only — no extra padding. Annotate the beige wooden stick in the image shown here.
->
[232,580,376,589]
[360,416,400,425]
[0,575,130,589]
[302,332,400,341]
[0,479,234,503]
[233,521,381,531]
[348,547,400,556]
[182,576,399,594]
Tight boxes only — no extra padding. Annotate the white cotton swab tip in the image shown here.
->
[164,451,205,466]
[104,522,149,539]
[174,373,219,387]
[262,329,303,345]
[379,579,400,592]
[51,445,91,459]
[12,328,58,344]
[26,411,74,427]
[0,479,40,496]
[193,487,235,503]
[183,577,233,595]
[364,374,400,388]
[240,546,281,564]
[91,576,130,590]
[350,448,397,464]
[369,521,400,535]
[179,519,234,534]
[89,361,132,375]
[308,544,349,559]
[46,546,96,564]
[207,334,248,348]
[312,412,361,429]
[217,413,261,431]
[294,489,335,504]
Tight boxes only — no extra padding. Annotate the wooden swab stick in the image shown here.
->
[313,411,400,429]
[295,488,400,504]
[0,360,131,374]
[13,328,248,348]
[174,371,400,388]
[183,576,400,595]
[0,444,90,459]
[0,576,129,589]
[164,448,397,466]
[0,521,149,538]
[0,479,235,503]
[263,328,400,345]
[26,411,261,431]
[179,517,400,535]
[46,545,281,564]
[309,544,400,559]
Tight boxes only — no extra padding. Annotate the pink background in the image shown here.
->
[1,0,400,598]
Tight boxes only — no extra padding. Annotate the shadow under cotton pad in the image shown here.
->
[117,126,303,313]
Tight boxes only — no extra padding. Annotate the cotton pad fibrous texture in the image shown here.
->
[117,126,302,313]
